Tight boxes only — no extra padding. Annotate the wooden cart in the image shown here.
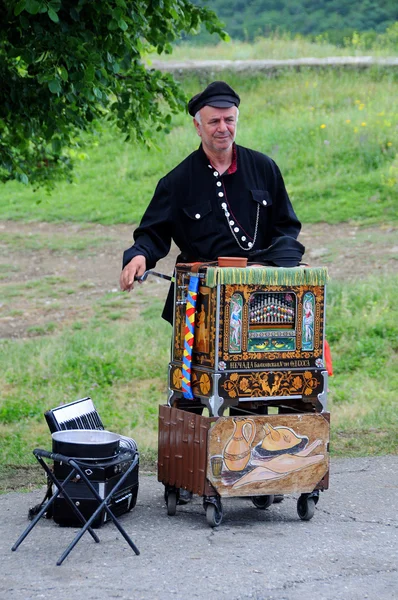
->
[159,263,330,526]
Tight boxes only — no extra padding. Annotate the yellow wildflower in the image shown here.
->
[358,103,365,110]
[361,122,366,127]
[320,124,326,129]
[345,119,351,123]
[387,142,392,147]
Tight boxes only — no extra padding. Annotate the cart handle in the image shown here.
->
[135,270,175,283]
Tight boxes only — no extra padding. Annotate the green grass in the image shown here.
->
[1,276,72,303]
[0,230,113,254]
[0,278,396,476]
[327,276,398,456]
[152,30,398,61]
[0,299,171,471]
[0,69,397,226]
[0,57,397,486]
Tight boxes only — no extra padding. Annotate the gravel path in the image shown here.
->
[1,455,397,600]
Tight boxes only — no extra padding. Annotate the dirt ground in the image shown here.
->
[0,220,397,340]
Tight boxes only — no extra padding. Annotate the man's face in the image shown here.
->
[194,105,238,154]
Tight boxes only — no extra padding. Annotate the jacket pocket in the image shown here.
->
[179,201,216,250]
[251,189,272,207]
[182,201,213,220]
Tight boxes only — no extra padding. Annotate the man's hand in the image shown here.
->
[120,255,147,291]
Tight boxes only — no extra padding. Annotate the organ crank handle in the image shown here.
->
[135,270,175,283]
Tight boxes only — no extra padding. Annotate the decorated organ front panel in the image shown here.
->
[247,291,297,353]
[222,282,325,370]
[170,265,328,404]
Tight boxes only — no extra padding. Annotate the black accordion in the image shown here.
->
[44,397,139,527]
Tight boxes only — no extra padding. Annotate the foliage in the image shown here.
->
[1,69,397,225]
[0,0,226,187]
[191,0,398,44]
[318,20,398,51]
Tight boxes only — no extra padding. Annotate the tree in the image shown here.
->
[0,1,227,187]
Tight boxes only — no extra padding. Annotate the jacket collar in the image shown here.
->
[198,143,238,175]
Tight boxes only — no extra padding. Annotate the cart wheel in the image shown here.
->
[297,495,316,521]
[166,490,177,516]
[206,503,223,527]
[251,495,274,509]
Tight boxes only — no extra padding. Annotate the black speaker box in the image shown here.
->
[52,451,139,528]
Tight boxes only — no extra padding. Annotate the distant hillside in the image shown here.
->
[192,0,398,43]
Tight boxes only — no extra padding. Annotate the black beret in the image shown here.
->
[188,81,240,117]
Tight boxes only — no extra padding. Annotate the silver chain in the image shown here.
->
[224,203,260,251]
[211,161,260,253]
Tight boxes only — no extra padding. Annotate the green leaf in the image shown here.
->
[108,19,118,31]
[52,138,62,153]
[112,7,123,20]
[25,0,41,14]
[119,19,128,31]
[59,66,68,81]
[85,65,95,83]
[70,7,80,21]
[14,0,26,16]
[48,8,59,23]
[93,87,102,99]
[48,79,61,94]
[37,72,52,84]
[19,14,29,28]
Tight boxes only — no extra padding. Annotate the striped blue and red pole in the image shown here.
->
[181,275,200,399]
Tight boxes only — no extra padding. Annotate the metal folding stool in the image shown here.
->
[12,448,140,565]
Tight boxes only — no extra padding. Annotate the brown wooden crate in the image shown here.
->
[158,406,329,498]
[158,406,216,496]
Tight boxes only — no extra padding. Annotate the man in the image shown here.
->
[121,81,302,505]
[120,80,304,322]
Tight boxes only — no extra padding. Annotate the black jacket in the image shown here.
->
[123,144,304,322]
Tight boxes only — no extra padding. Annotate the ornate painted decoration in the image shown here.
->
[247,291,296,353]
[221,370,321,399]
[302,292,315,351]
[207,413,330,497]
[222,284,325,367]
[229,293,243,353]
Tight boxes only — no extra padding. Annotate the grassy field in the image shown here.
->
[0,57,397,486]
[1,70,397,226]
[0,275,397,477]
[153,29,398,61]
